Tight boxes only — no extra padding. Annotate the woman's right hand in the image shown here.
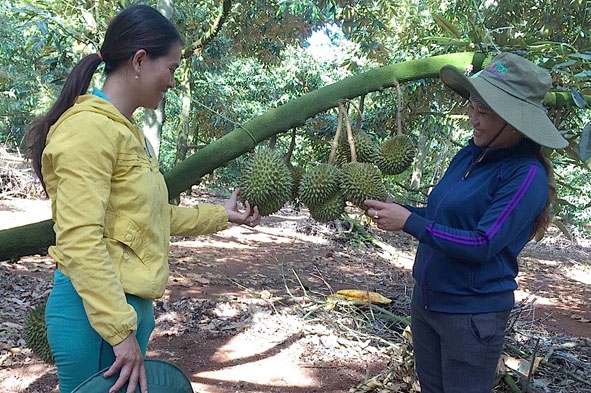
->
[104,333,148,393]
[224,188,261,227]
[364,199,411,232]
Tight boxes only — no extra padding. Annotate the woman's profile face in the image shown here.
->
[136,42,183,110]
[468,102,523,148]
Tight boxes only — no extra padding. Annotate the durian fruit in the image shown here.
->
[376,134,416,175]
[335,131,380,166]
[298,164,342,209]
[288,165,305,202]
[309,191,346,223]
[24,303,55,365]
[340,162,387,209]
[239,149,293,216]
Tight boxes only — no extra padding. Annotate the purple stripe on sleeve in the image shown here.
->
[427,165,538,246]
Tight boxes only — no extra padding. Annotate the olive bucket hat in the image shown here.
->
[439,52,569,149]
[71,359,193,393]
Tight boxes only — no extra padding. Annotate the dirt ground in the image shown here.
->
[1,190,590,393]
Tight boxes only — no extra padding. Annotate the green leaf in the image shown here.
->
[579,123,591,163]
[552,218,572,240]
[570,87,588,108]
[569,53,591,61]
[431,12,461,39]
[574,70,591,79]
[553,59,577,68]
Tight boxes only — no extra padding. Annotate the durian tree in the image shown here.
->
[1,51,590,261]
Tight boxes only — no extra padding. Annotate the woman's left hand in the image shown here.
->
[224,188,261,227]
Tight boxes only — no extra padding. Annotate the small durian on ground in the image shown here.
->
[376,134,416,175]
[238,149,293,216]
[24,302,54,365]
[340,162,388,209]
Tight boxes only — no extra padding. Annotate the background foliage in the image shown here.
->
[1,0,590,230]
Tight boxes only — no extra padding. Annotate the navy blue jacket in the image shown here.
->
[403,138,548,314]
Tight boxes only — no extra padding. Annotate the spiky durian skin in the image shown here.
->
[298,164,342,209]
[309,192,346,223]
[376,135,416,175]
[335,131,380,166]
[239,149,293,216]
[340,162,387,209]
[24,303,55,365]
[288,165,305,201]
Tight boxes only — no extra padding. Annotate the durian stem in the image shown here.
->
[285,127,297,163]
[328,107,344,165]
[393,79,403,136]
[345,98,365,126]
[341,102,358,163]
[355,95,366,131]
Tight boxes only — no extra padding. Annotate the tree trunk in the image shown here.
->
[0,52,585,261]
[411,132,426,189]
[174,66,192,167]
[143,0,175,158]
[143,103,164,158]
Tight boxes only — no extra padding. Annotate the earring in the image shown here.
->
[135,75,139,80]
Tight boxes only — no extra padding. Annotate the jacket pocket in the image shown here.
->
[103,210,146,264]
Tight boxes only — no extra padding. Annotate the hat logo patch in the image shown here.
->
[484,62,507,79]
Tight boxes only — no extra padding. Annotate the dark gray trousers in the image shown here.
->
[411,295,510,393]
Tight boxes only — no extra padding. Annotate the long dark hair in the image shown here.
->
[531,146,556,240]
[26,5,183,191]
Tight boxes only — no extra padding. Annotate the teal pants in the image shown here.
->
[46,270,155,393]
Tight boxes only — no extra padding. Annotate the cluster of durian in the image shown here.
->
[297,162,389,222]
[337,131,417,176]
[298,164,345,222]
[237,134,415,223]
[23,302,55,364]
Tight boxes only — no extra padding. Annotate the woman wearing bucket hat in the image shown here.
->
[26,5,260,393]
[364,52,568,393]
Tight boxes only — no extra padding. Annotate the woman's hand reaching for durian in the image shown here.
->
[224,188,261,227]
[364,199,411,232]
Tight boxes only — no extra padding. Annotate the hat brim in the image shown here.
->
[71,359,193,393]
[440,65,569,149]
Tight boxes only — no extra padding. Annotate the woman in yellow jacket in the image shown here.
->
[26,5,260,393]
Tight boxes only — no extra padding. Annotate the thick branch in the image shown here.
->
[2,51,589,261]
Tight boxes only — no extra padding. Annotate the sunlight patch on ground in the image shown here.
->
[0,363,57,392]
[0,199,51,230]
[178,238,258,250]
[564,263,591,285]
[193,348,316,390]
[379,249,415,271]
[180,220,332,247]
[194,312,315,389]
[514,291,558,307]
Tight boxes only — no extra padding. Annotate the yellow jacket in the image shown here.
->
[42,95,227,345]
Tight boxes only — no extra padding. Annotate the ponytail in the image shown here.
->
[26,53,102,192]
